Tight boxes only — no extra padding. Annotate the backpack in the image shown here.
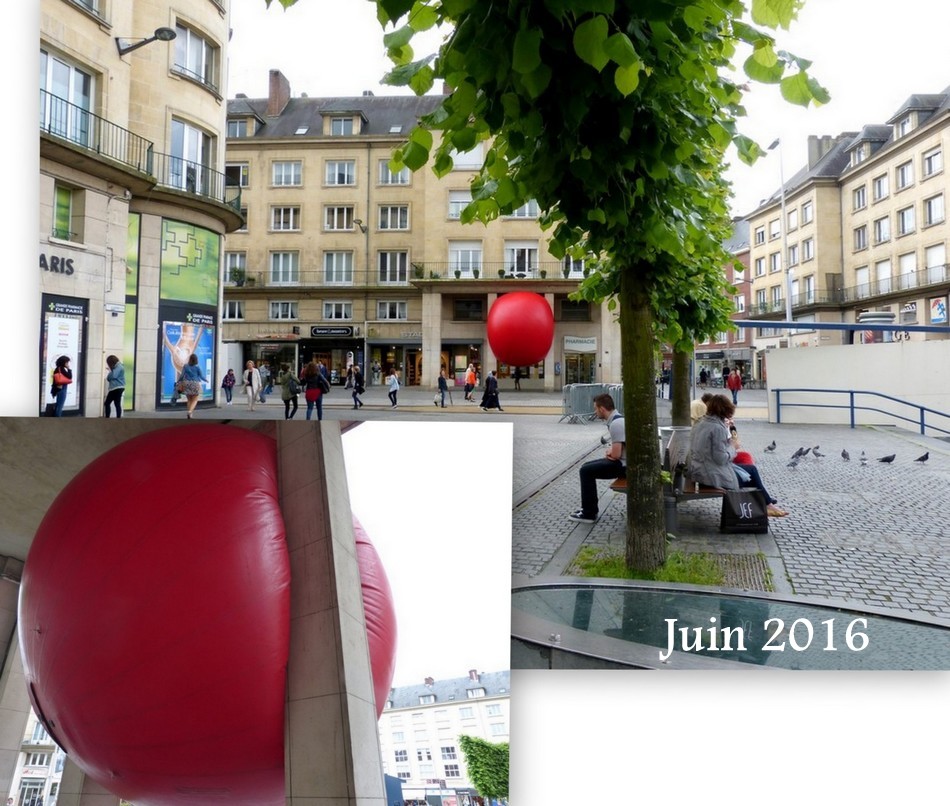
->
[317,373,331,394]
[287,376,301,396]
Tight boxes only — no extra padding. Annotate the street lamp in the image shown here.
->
[768,138,793,340]
[115,27,177,56]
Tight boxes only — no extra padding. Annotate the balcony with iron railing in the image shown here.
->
[151,151,242,213]
[410,262,586,280]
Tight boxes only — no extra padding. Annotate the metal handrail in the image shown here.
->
[224,266,581,287]
[151,151,242,211]
[40,89,153,174]
[773,387,950,437]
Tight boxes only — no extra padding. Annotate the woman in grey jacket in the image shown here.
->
[104,355,125,418]
[688,394,788,517]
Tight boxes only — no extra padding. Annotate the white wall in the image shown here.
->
[764,340,950,433]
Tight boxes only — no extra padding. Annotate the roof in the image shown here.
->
[886,93,950,124]
[227,93,445,139]
[387,670,510,709]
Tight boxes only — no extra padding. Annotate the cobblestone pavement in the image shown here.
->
[511,409,950,622]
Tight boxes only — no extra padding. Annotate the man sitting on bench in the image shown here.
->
[569,393,626,523]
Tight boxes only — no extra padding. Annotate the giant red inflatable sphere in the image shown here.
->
[18,424,398,806]
[486,291,554,366]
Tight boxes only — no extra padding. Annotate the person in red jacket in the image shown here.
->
[726,368,743,405]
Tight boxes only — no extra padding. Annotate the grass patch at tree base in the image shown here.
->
[571,546,725,586]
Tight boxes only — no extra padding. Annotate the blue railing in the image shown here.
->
[773,388,950,437]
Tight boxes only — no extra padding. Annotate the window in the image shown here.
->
[459,707,475,718]
[873,216,891,244]
[448,191,472,219]
[755,289,766,310]
[768,252,781,273]
[507,199,540,218]
[392,731,404,741]
[770,285,782,308]
[854,266,870,298]
[852,186,867,211]
[454,299,484,321]
[871,173,889,202]
[225,162,249,187]
[379,161,410,184]
[330,116,354,136]
[895,114,912,138]
[379,205,409,230]
[26,753,50,767]
[926,243,947,284]
[562,256,586,277]
[768,218,780,239]
[449,144,483,169]
[272,206,300,231]
[41,49,93,147]
[754,226,765,245]
[444,765,461,778]
[923,148,943,178]
[397,772,411,780]
[394,750,408,763]
[225,252,246,283]
[924,194,945,226]
[467,687,486,699]
[449,242,483,275]
[270,251,299,285]
[417,748,432,761]
[441,746,457,760]
[490,723,507,737]
[269,301,298,320]
[787,243,799,266]
[899,252,917,290]
[802,238,814,262]
[323,302,352,320]
[378,251,409,284]
[223,300,244,320]
[325,206,354,230]
[803,274,815,304]
[853,225,868,251]
[419,695,435,705]
[786,208,798,231]
[31,723,51,743]
[734,294,745,313]
[754,257,765,276]
[237,206,248,232]
[896,160,914,190]
[324,252,353,284]
[273,161,302,186]
[173,23,218,91]
[850,145,866,166]
[52,183,84,242]
[419,763,434,776]
[486,704,502,716]
[897,206,916,236]
[505,242,539,276]
[170,118,213,195]
[377,301,407,320]
[801,200,814,224]
[70,0,102,15]
[227,118,248,138]
[326,160,356,185]
[560,300,590,321]
[875,259,892,294]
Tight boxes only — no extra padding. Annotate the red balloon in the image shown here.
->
[18,425,398,806]
[486,291,554,366]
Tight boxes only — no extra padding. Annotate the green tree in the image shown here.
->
[267,0,826,570]
[458,735,509,801]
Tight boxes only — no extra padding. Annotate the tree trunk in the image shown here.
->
[670,349,692,426]
[619,269,666,572]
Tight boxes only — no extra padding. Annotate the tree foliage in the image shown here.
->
[458,735,509,800]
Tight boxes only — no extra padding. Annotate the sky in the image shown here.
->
[227,0,950,217]
[341,422,512,688]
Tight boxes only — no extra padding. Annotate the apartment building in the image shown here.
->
[223,71,622,391]
[377,670,510,806]
[743,87,949,374]
[39,0,240,416]
[5,710,65,806]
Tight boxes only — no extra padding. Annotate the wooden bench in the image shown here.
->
[610,463,725,532]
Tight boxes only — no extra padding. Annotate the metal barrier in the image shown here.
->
[559,383,609,423]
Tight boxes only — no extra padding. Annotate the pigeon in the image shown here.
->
[812,445,820,452]
[877,454,896,463]
[841,449,850,461]
[812,448,825,459]
[764,441,776,453]
[791,447,805,459]
[860,451,867,466]
[914,452,929,464]
[800,447,812,457]
[787,456,800,469]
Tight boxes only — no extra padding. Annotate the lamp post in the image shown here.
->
[768,138,793,339]
[115,27,177,56]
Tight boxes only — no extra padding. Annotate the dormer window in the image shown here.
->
[895,114,913,138]
[419,694,435,704]
[331,116,354,136]
[850,143,867,167]
[227,119,249,138]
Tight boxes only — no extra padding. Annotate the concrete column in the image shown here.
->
[56,761,120,806]
[544,293,557,391]
[484,293,498,372]
[0,576,31,800]
[421,291,443,389]
[277,422,385,806]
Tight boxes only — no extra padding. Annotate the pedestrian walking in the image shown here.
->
[480,370,504,411]
[726,368,743,405]
[301,360,330,420]
[221,368,236,405]
[278,362,299,419]
[464,363,477,401]
[513,366,522,390]
[387,367,401,408]
[178,353,206,419]
[258,361,271,403]
[351,365,365,409]
[104,354,125,417]
[50,355,73,417]
[243,360,262,411]
[437,368,448,408]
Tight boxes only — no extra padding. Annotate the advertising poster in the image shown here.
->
[40,295,86,415]
[160,314,215,403]
[931,296,948,325]
[159,219,220,307]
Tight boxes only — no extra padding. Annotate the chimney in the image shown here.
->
[468,669,479,682]
[267,69,291,117]
[806,135,834,169]
[424,676,434,687]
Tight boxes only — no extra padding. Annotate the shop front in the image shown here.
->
[440,339,483,387]
[563,335,598,385]
[297,325,364,385]
[366,334,423,386]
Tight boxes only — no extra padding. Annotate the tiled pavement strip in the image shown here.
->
[139,385,950,621]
